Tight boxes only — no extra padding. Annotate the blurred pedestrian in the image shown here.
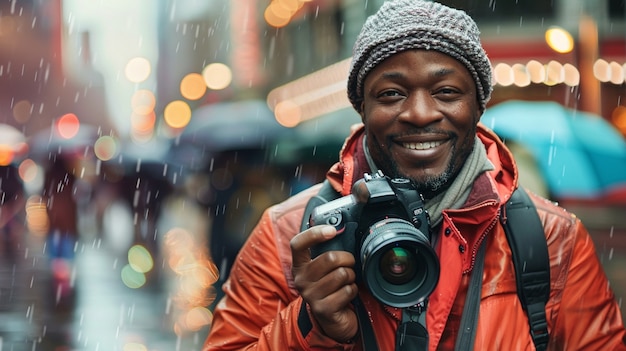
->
[0,164,26,262]
[203,0,626,350]
[207,149,289,308]
[42,154,79,306]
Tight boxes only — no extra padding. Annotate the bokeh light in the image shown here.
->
[56,113,80,139]
[545,60,564,86]
[264,3,291,28]
[128,245,154,274]
[180,73,207,100]
[274,100,301,127]
[493,63,514,87]
[264,0,308,28]
[163,227,219,334]
[609,61,624,85]
[511,63,531,87]
[131,111,156,141]
[12,100,32,123]
[545,27,574,54]
[526,60,546,84]
[563,63,581,86]
[18,159,38,183]
[131,90,156,115]
[202,63,232,90]
[0,145,14,166]
[94,135,118,161]
[125,57,152,83]
[594,59,611,82]
[183,306,213,331]
[491,60,580,87]
[163,100,192,129]
[25,195,49,237]
[121,264,146,289]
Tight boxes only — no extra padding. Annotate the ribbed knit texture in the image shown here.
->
[347,0,493,112]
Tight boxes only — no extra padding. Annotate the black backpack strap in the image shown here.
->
[502,188,550,351]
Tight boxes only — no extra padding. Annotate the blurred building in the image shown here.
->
[255,0,626,134]
[0,0,623,144]
[0,0,116,139]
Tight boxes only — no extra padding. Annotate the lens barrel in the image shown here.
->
[360,218,439,308]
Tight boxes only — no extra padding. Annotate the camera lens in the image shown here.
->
[380,247,416,285]
[360,218,439,308]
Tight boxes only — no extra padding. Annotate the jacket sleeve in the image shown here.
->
[202,206,356,351]
[548,216,626,350]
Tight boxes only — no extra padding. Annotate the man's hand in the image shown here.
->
[290,225,359,343]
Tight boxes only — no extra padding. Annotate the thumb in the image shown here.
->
[290,225,337,267]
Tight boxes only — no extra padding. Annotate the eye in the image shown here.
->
[377,89,403,99]
[437,87,459,95]
[433,86,464,101]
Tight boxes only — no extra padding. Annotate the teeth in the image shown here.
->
[403,141,443,150]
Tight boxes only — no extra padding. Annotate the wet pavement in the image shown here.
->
[0,201,624,351]
[0,197,212,351]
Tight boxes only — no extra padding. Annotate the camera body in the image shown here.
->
[309,170,440,308]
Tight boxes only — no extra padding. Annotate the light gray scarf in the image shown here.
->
[364,136,494,228]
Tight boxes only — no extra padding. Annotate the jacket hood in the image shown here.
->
[327,122,519,204]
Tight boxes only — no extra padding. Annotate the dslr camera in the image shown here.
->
[309,170,440,308]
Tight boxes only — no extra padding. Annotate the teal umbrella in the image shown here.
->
[481,100,626,202]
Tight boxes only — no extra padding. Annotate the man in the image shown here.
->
[203,0,626,350]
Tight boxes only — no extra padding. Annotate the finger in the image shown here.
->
[290,225,337,267]
[314,250,356,274]
[309,282,359,318]
[303,264,356,301]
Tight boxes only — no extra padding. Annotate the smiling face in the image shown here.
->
[360,50,482,199]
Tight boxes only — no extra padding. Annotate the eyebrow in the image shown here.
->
[431,67,457,78]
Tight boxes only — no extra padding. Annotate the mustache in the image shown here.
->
[390,126,454,139]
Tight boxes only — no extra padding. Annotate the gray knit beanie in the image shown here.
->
[347,0,493,112]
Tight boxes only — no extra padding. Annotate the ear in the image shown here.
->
[475,104,484,124]
[359,102,366,122]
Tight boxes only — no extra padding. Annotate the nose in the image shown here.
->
[398,92,443,127]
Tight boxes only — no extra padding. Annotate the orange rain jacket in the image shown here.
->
[203,124,626,350]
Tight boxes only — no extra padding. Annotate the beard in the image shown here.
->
[383,152,455,200]
[368,129,476,200]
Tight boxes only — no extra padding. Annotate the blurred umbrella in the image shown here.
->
[272,108,362,164]
[0,124,28,164]
[106,138,183,185]
[481,100,626,201]
[170,99,291,170]
[180,99,289,150]
[28,124,101,162]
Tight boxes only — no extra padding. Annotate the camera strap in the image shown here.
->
[353,296,380,351]
[396,301,429,351]
[354,296,430,351]
[454,237,487,351]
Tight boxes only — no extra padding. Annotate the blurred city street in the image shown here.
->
[0,196,212,351]
[0,0,625,350]
[0,196,624,351]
